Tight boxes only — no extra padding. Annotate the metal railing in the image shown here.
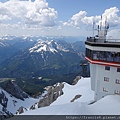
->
[106,39,120,42]
[86,37,120,43]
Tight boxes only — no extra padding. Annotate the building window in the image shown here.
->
[113,52,120,62]
[86,49,120,62]
[93,51,98,60]
[117,68,120,72]
[115,79,120,84]
[105,66,110,71]
[107,52,113,61]
[114,90,120,95]
[100,51,107,61]
[103,87,108,92]
[104,77,109,82]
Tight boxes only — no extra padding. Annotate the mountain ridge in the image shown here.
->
[0,36,86,96]
[0,39,85,78]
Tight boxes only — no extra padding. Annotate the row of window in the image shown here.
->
[86,48,120,62]
[114,90,120,95]
[105,66,120,72]
[103,88,120,95]
[104,77,120,84]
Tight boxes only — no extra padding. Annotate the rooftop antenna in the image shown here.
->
[92,17,95,37]
[100,15,102,30]
[105,17,109,30]
[105,17,107,36]
[98,24,100,35]
[104,17,109,36]
[105,17,107,30]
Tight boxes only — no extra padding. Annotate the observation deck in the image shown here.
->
[85,37,120,48]
[85,36,120,67]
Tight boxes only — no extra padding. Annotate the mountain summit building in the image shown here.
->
[85,19,120,100]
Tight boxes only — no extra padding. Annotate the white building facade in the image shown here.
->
[85,30,120,101]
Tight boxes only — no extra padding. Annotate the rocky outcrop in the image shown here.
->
[70,94,82,102]
[3,80,29,101]
[0,91,8,108]
[30,102,38,110]
[0,90,13,120]
[72,76,81,85]
[16,82,64,114]
[38,83,64,108]
[29,82,64,110]
[16,106,27,115]
[0,81,29,118]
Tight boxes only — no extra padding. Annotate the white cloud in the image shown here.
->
[63,7,120,29]
[107,29,120,39]
[57,26,61,30]
[0,0,57,27]
[101,7,120,27]
[0,23,22,29]
[63,11,87,28]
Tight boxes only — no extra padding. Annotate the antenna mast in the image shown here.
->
[100,15,102,30]
[92,18,95,37]
[104,17,109,36]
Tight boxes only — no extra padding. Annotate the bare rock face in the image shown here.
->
[70,94,82,102]
[38,96,50,108]
[72,76,81,85]
[37,82,64,108]
[16,106,27,115]
[30,103,38,110]
[0,91,8,108]
[3,80,29,101]
[0,90,13,120]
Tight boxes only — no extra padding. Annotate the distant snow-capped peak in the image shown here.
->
[0,42,7,47]
[29,39,69,53]
[0,35,17,41]
[23,36,33,42]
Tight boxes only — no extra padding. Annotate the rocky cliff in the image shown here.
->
[37,82,64,108]
[72,76,81,85]
[16,82,64,114]
[0,80,64,116]
[0,90,13,120]
[3,80,29,100]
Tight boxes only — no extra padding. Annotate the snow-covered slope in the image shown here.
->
[0,87,39,114]
[22,77,120,115]
[51,77,94,106]
[0,42,7,47]
[22,77,94,115]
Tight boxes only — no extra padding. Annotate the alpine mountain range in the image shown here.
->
[0,35,86,96]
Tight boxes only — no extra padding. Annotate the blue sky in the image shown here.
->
[0,0,120,37]
[47,0,120,18]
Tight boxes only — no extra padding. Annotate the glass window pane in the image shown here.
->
[105,66,110,70]
[117,68,120,72]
